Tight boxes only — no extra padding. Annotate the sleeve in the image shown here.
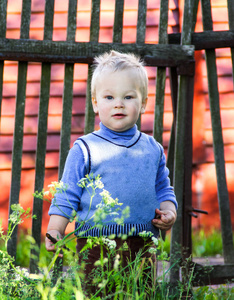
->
[155,144,178,209]
[48,142,87,219]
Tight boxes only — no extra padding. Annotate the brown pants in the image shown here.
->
[76,236,156,295]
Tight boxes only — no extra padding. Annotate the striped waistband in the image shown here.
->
[75,223,148,237]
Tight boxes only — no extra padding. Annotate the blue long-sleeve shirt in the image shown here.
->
[49,123,177,237]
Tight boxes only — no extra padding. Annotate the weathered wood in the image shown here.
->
[193,263,234,286]
[167,67,178,185]
[0,38,195,73]
[170,0,195,286]
[153,0,169,243]
[227,0,234,87]
[7,62,28,260]
[136,0,147,129]
[153,0,168,144]
[201,0,234,264]
[30,0,55,274]
[84,0,100,134]
[168,30,234,50]
[0,0,7,39]
[7,0,31,261]
[59,0,77,178]
[113,0,124,43]
[0,0,7,129]
[136,0,147,44]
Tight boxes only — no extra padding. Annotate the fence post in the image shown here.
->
[30,0,55,274]
[170,0,195,288]
[7,0,32,261]
[201,0,234,264]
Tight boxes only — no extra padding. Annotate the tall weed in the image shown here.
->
[0,175,233,299]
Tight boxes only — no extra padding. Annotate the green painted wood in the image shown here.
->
[84,0,100,134]
[0,0,7,130]
[30,0,55,273]
[113,0,124,43]
[170,0,195,286]
[59,0,77,178]
[7,0,31,261]
[201,0,234,264]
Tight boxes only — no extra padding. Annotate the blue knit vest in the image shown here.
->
[74,130,162,237]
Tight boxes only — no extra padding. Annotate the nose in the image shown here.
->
[114,98,124,108]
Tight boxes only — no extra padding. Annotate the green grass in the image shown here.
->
[1,229,233,299]
[0,228,225,268]
[192,228,223,257]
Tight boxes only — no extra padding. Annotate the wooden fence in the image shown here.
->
[0,0,233,286]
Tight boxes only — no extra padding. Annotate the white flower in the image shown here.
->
[139,231,153,238]
[103,238,117,250]
[148,247,157,254]
[151,236,158,246]
[95,179,104,189]
[114,254,120,270]
[98,279,108,288]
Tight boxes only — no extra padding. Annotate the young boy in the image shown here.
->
[46,51,177,265]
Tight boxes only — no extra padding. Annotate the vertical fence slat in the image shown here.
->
[58,0,77,178]
[113,0,124,43]
[0,0,7,129]
[181,0,199,272]
[30,0,55,273]
[167,68,178,184]
[136,0,147,44]
[153,0,168,144]
[84,0,100,135]
[136,0,147,129]
[227,0,234,86]
[53,0,78,280]
[170,0,195,286]
[153,0,169,242]
[7,0,32,260]
[167,0,198,178]
[201,0,234,264]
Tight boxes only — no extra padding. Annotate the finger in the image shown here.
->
[155,208,163,215]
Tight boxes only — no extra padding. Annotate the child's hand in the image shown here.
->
[151,201,177,231]
[45,230,63,253]
[45,215,69,256]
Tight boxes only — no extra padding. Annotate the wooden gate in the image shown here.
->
[0,0,233,286]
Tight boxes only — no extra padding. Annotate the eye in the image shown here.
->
[125,95,133,100]
[105,95,113,100]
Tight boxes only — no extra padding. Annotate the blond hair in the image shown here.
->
[91,50,148,100]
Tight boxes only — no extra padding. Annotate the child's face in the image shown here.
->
[92,68,147,132]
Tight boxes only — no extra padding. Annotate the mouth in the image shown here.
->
[112,113,126,119]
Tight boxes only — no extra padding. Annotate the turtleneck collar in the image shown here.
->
[93,122,141,147]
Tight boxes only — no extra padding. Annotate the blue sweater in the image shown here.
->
[49,123,177,237]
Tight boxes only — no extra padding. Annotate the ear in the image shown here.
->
[92,97,99,113]
[140,97,148,114]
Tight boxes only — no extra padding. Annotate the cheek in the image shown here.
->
[97,103,109,116]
